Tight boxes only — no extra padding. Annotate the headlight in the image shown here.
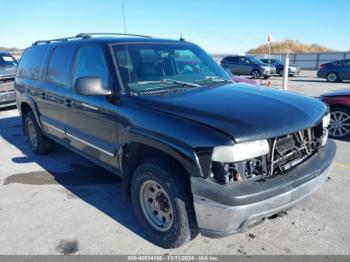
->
[212,139,269,163]
[323,113,331,128]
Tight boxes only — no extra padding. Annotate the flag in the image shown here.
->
[268,33,273,43]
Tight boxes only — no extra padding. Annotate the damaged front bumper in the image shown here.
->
[191,140,336,238]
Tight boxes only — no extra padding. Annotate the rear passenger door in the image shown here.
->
[39,46,75,140]
[64,45,118,168]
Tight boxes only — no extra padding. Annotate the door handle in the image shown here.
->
[65,99,72,107]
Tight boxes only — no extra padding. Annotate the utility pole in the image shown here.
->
[283,52,289,90]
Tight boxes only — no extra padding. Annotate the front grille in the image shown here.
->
[238,124,324,181]
[268,128,319,176]
[0,79,15,93]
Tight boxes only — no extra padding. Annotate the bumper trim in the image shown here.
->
[194,162,333,238]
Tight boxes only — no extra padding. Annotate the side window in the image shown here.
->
[17,45,49,80]
[72,46,109,89]
[46,46,74,86]
[230,57,239,63]
[343,60,350,67]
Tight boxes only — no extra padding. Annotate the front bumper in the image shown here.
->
[191,140,336,238]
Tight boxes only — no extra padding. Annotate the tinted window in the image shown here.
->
[17,45,49,80]
[229,57,239,63]
[343,60,350,66]
[46,46,75,86]
[0,53,18,66]
[72,46,109,88]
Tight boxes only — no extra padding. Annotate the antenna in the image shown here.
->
[122,4,132,84]
[179,32,185,41]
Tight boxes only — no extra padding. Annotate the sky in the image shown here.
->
[1,0,349,53]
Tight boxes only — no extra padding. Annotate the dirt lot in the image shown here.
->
[0,71,349,255]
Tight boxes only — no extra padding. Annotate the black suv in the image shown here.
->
[15,33,335,248]
[0,51,18,108]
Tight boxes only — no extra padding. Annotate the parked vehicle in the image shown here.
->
[15,33,335,248]
[221,55,276,79]
[0,51,18,108]
[317,59,350,82]
[223,67,257,85]
[260,58,300,77]
[320,90,350,139]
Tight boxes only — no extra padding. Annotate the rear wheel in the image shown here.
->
[279,69,284,76]
[24,112,54,154]
[326,72,338,82]
[131,158,198,248]
[329,106,350,140]
[251,69,261,79]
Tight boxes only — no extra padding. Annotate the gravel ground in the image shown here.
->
[0,71,349,255]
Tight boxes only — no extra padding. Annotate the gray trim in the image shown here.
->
[42,121,65,134]
[66,132,115,157]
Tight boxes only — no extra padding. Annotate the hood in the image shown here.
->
[0,65,17,79]
[322,89,350,97]
[136,84,327,143]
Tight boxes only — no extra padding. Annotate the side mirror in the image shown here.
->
[75,77,112,96]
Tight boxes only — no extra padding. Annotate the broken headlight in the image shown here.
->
[210,140,269,184]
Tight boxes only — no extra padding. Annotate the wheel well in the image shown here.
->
[121,142,188,201]
[20,102,32,116]
[251,69,260,74]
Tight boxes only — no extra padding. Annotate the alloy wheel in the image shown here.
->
[327,73,337,82]
[329,111,350,138]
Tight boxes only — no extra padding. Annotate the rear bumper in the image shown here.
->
[191,140,336,238]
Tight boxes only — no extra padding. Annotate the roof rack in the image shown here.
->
[75,33,153,39]
[32,33,153,46]
[32,35,85,46]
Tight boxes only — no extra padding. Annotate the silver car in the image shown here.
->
[221,55,276,79]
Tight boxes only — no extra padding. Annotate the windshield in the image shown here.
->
[0,53,18,67]
[248,57,265,65]
[112,42,230,93]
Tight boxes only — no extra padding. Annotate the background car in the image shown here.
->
[317,59,350,82]
[221,55,276,79]
[0,51,18,108]
[260,58,300,77]
[321,89,350,139]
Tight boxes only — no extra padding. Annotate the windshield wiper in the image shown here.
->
[195,76,233,84]
[161,78,202,88]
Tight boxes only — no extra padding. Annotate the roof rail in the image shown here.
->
[32,35,86,46]
[32,33,153,46]
[75,33,153,39]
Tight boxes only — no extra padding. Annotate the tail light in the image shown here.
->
[320,64,325,69]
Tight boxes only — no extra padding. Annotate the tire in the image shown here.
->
[251,69,261,79]
[279,69,284,77]
[24,111,54,154]
[326,72,339,83]
[131,158,198,248]
[329,106,350,140]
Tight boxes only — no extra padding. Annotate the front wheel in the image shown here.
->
[131,158,198,248]
[251,69,261,79]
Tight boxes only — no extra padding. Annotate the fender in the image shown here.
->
[18,93,44,131]
[119,126,203,201]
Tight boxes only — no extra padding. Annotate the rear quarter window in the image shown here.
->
[17,45,50,80]
[46,46,75,86]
